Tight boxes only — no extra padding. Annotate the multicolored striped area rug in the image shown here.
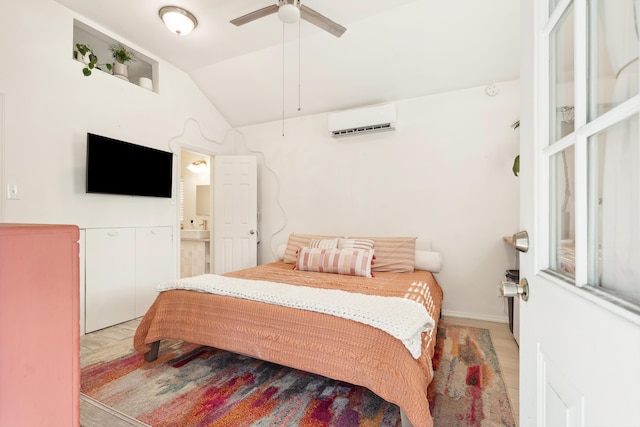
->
[81,324,515,426]
[428,325,516,427]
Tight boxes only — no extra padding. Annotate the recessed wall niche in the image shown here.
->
[73,19,158,92]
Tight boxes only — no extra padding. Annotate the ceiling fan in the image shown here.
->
[230,0,346,38]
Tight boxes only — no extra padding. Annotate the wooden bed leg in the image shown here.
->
[144,341,160,362]
[400,409,415,427]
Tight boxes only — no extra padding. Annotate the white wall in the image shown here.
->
[0,0,521,322]
[235,81,521,322]
[0,0,231,229]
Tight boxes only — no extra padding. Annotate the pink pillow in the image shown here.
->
[283,233,343,264]
[295,247,374,278]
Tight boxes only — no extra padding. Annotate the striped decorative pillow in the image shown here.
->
[283,233,343,264]
[295,247,374,278]
[310,238,339,249]
[337,238,375,251]
[349,236,416,272]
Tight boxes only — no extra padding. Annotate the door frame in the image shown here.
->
[176,143,215,277]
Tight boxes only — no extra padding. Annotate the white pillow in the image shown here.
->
[414,250,443,273]
[277,244,287,260]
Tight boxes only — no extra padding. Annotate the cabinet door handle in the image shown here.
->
[107,231,119,237]
[151,229,159,234]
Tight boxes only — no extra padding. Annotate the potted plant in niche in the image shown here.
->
[73,43,113,77]
[109,43,135,81]
[73,43,98,76]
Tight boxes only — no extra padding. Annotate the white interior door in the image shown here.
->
[520,1,640,426]
[212,155,258,274]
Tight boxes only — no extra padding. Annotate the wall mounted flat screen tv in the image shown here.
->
[86,133,173,198]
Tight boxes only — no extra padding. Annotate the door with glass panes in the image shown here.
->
[519,1,640,426]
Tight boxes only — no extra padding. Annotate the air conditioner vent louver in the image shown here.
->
[328,103,397,138]
[331,123,393,137]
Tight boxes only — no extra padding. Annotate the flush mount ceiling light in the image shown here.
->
[159,6,198,36]
[187,160,208,173]
[277,0,300,24]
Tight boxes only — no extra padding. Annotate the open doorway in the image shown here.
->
[179,148,212,278]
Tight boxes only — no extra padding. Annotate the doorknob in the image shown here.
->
[249,230,256,235]
[500,278,529,301]
[512,230,529,252]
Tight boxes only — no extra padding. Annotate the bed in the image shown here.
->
[134,234,444,427]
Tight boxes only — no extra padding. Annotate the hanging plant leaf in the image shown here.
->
[511,120,520,176]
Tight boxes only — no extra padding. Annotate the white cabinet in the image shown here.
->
[85,228,136,333]
[135,227,174,317]
[85,226,174,333]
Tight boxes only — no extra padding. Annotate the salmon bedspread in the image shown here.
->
[134,261,444,427]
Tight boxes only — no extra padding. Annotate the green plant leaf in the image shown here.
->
[109,43,135,64]
[510,120,520,176]
[82,68,92,77]
[75,43,90,56]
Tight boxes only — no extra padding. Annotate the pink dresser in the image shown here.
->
[0,224,80,427]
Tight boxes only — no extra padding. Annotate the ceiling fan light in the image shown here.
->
[159,6,198,36]
[278,4,300,24]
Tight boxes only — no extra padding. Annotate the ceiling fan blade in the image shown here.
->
[300,5,346,37]
[230,5,279,26]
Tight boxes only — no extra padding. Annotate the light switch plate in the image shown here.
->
[7,184,19,200]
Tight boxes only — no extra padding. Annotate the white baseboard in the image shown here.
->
[440,309,508,324]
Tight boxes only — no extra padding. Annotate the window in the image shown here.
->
[545,0,640,309]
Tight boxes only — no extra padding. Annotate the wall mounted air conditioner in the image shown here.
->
[328,102,397,138]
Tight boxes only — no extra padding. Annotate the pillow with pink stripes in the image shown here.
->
[348,236,416,272]
[295,247,374,278]
[337,238,375,251]
[283,233,343,264]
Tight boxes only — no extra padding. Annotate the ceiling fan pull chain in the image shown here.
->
[298,16,302,112]
[282,22,286,136]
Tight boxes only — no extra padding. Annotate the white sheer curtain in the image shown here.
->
[600,0,640,302]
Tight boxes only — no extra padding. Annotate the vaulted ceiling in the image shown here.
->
[55,0,520,127]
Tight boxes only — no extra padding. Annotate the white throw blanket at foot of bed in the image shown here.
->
[156,274,435,358]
